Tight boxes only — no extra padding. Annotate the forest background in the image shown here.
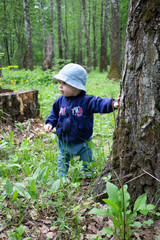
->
[0,0,128,74]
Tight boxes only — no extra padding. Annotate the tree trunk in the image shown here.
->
[82,0,91,72]
[56,0,63,59]
[3,0,11,66]
[93,0,160,205]
[23,0,34,70]
[39,0,47,55]
[99,0,109,72]
[77,4,83,66]
[107,0,121,79]
[0,89,40,123]
[42,34,53,71]
[92,0,97,69]
[50,0,55,60]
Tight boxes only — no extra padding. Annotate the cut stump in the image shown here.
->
[0,89,40,123]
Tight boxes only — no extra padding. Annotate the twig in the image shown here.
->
[143,170,160,183]
[125,173,146,184]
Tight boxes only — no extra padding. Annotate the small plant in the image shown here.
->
[89,182,155,240]
[8,225,30,240]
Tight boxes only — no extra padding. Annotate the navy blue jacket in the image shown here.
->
[45,92,115,143]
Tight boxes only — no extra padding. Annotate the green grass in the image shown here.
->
[0,68,120,239]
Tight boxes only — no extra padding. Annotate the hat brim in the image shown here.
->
[54,73,86,92]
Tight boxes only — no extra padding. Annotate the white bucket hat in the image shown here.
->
[54,63,87,92]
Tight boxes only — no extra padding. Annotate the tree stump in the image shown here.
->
[0,89,40,123]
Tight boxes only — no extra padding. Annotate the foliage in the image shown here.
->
[0,69,121,239]
[89,181,156,240]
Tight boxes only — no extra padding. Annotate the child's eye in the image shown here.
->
[59,81,65,85]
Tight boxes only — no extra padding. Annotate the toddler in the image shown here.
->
[45,63,120,178]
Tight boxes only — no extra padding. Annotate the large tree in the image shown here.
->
[93,0,160,205]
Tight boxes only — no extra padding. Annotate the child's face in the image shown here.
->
[58,80,81,97]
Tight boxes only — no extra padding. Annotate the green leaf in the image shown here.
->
[30,179,36,191]
[120,185,130,209]
[6,179,13,196]
[112,217,121,229]
[32,166,41,179]
[102,227,114,235]
[13,185,31,199]
[51,179,61,192]
[147,204,155,211]
[143,219,154,225]
[89,207,107,216]
[140,209,148,215]
[103,199,119,218]
[38,166,48,182]
[131,221,142,228]
[12,190,18,202]
[133,193,147,213]
[106,182,119,204]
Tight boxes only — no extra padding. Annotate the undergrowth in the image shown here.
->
[1,68,158,240]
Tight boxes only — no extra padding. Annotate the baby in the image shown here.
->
[45,63,120,178]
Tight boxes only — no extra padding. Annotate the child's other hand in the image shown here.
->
[114,93,121,108]
[44,124,53,133]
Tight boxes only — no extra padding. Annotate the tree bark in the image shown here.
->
[0,89,40,123]
[82,0,91,72]
[42,34,53,71]
[23,0,34,70]
[56,0,63,59]
[107,0,121,79]
[50,0,55,60]
[39,0,47,55]
[99,0,109,72]
[77,4,83,66]
[93,0,160,205]
[92,0,97,69]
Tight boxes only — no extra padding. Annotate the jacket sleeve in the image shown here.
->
[87,96,116,114]
[45,98,60,128]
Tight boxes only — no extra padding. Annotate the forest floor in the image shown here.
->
[0,119,160,240]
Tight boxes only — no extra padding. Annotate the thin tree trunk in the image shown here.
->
[107,0,121,79]
[92,0,97,69]
[99,0,109,72]
[3,0,11,66]
[50,0,55,60]
[39,0,47,55]
[64,0,68,59]
[82,0,91,72]
[93,0,160,206]
[23,0,34,70]
[71,0,76,63]
[56,0,63,59]
[78,5,83,65]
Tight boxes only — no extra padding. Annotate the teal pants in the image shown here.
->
[57,137,94,177]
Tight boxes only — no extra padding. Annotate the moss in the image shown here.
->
[129,65,134,71]
[139,115,148,127]
[142,1,159,31]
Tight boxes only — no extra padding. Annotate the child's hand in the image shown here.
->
[44,124,53,133]
[114,93,121,108]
